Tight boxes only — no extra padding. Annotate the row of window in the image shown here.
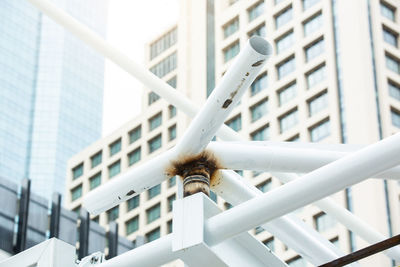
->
[71,108,177,180]
[227,89,328,131]
[150,27,177,60]
[150,52,177,78]
[245,116,330,142]
[224,1,323,43]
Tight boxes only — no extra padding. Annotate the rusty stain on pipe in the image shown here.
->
[166,150,221,197]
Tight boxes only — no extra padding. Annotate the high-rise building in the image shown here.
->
[66,0,400,266]
[0,0,107,200]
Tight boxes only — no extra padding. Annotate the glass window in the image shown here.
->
[263,238,275,252]
[304,13,323,37]
[72,163,83,180]
[90,151,102,168]
[226,114,242,131]
[380,2,395,21]
[303,0,320,10]
[148,184,161,199]
[224,41,240,62]
[129,126,141,144]
[169,105,177,118]
[276,31,294,54]
[126,216,139,235]
[89,172,101,190]
[287,256,306,267]
[128,147,141,166]
[107,206,119,222]
[257,180,272,192]
[73,206,81,216]
[149,113,162,131]
[150,52,177,78]
[305,38,325,62]
[383,27,398,47]
[168,176,176,187]
[279,109,298,133]
[127,195,140,211]
[277,56,295,79]
[146,227,160,242]
[306,64,326,88]
[278,82,297,106]
[148,92,160,105]
[248,1,265,21]
[71,185,82,201]
[108,160,121,178]
[250,99,268,122]
[146,203,161,223]
[275,7,293,29]
[386,54,400,74]
[167,76,177,88]
[255,226,264,234]
[251,125,269,140]
[389,80,400,101]
[391,109,400,127]
[248,23,266,37]
[109,139,121,156]
[223,17,239,38]
[169,125,177,141]
[224,202,233,210]
[167,220,173,234]
[308,91,328,116]
[168,194,176,212]
[314,212,337,232]
[150,27,177,59]
[310,119,330,142]
[148,134,162,153]
[251,73,268,96]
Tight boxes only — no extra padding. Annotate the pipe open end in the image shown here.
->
[249,36,272,56]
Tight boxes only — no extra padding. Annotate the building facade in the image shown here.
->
[67,0,400,266]
[0,0,107,200]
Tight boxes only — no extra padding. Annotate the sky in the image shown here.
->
[102,0,179,136]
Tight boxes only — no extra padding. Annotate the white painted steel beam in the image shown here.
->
[212,170,345,266]
[205,133,400,258]
[274,171,400,260]
[208,142,400,179]
[84,149,177,215]
[175,37,271,155]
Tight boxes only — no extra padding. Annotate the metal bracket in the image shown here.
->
[172,193,288,267]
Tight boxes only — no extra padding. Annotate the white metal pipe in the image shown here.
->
[274,172,400,261]
[84,148,178,215]
[212,170,345,265]
[208,142,400,179]
[175,37,271,156]
[99,235,180,267]
[205,132,400,247]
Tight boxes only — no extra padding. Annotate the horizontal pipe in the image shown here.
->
[212,170,344,265]
[205,133,400,248]
[175,37,271,156]
[208,142,400,179]
[275,172,400,261]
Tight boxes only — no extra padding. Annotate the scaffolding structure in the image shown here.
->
[4,0,400,266]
